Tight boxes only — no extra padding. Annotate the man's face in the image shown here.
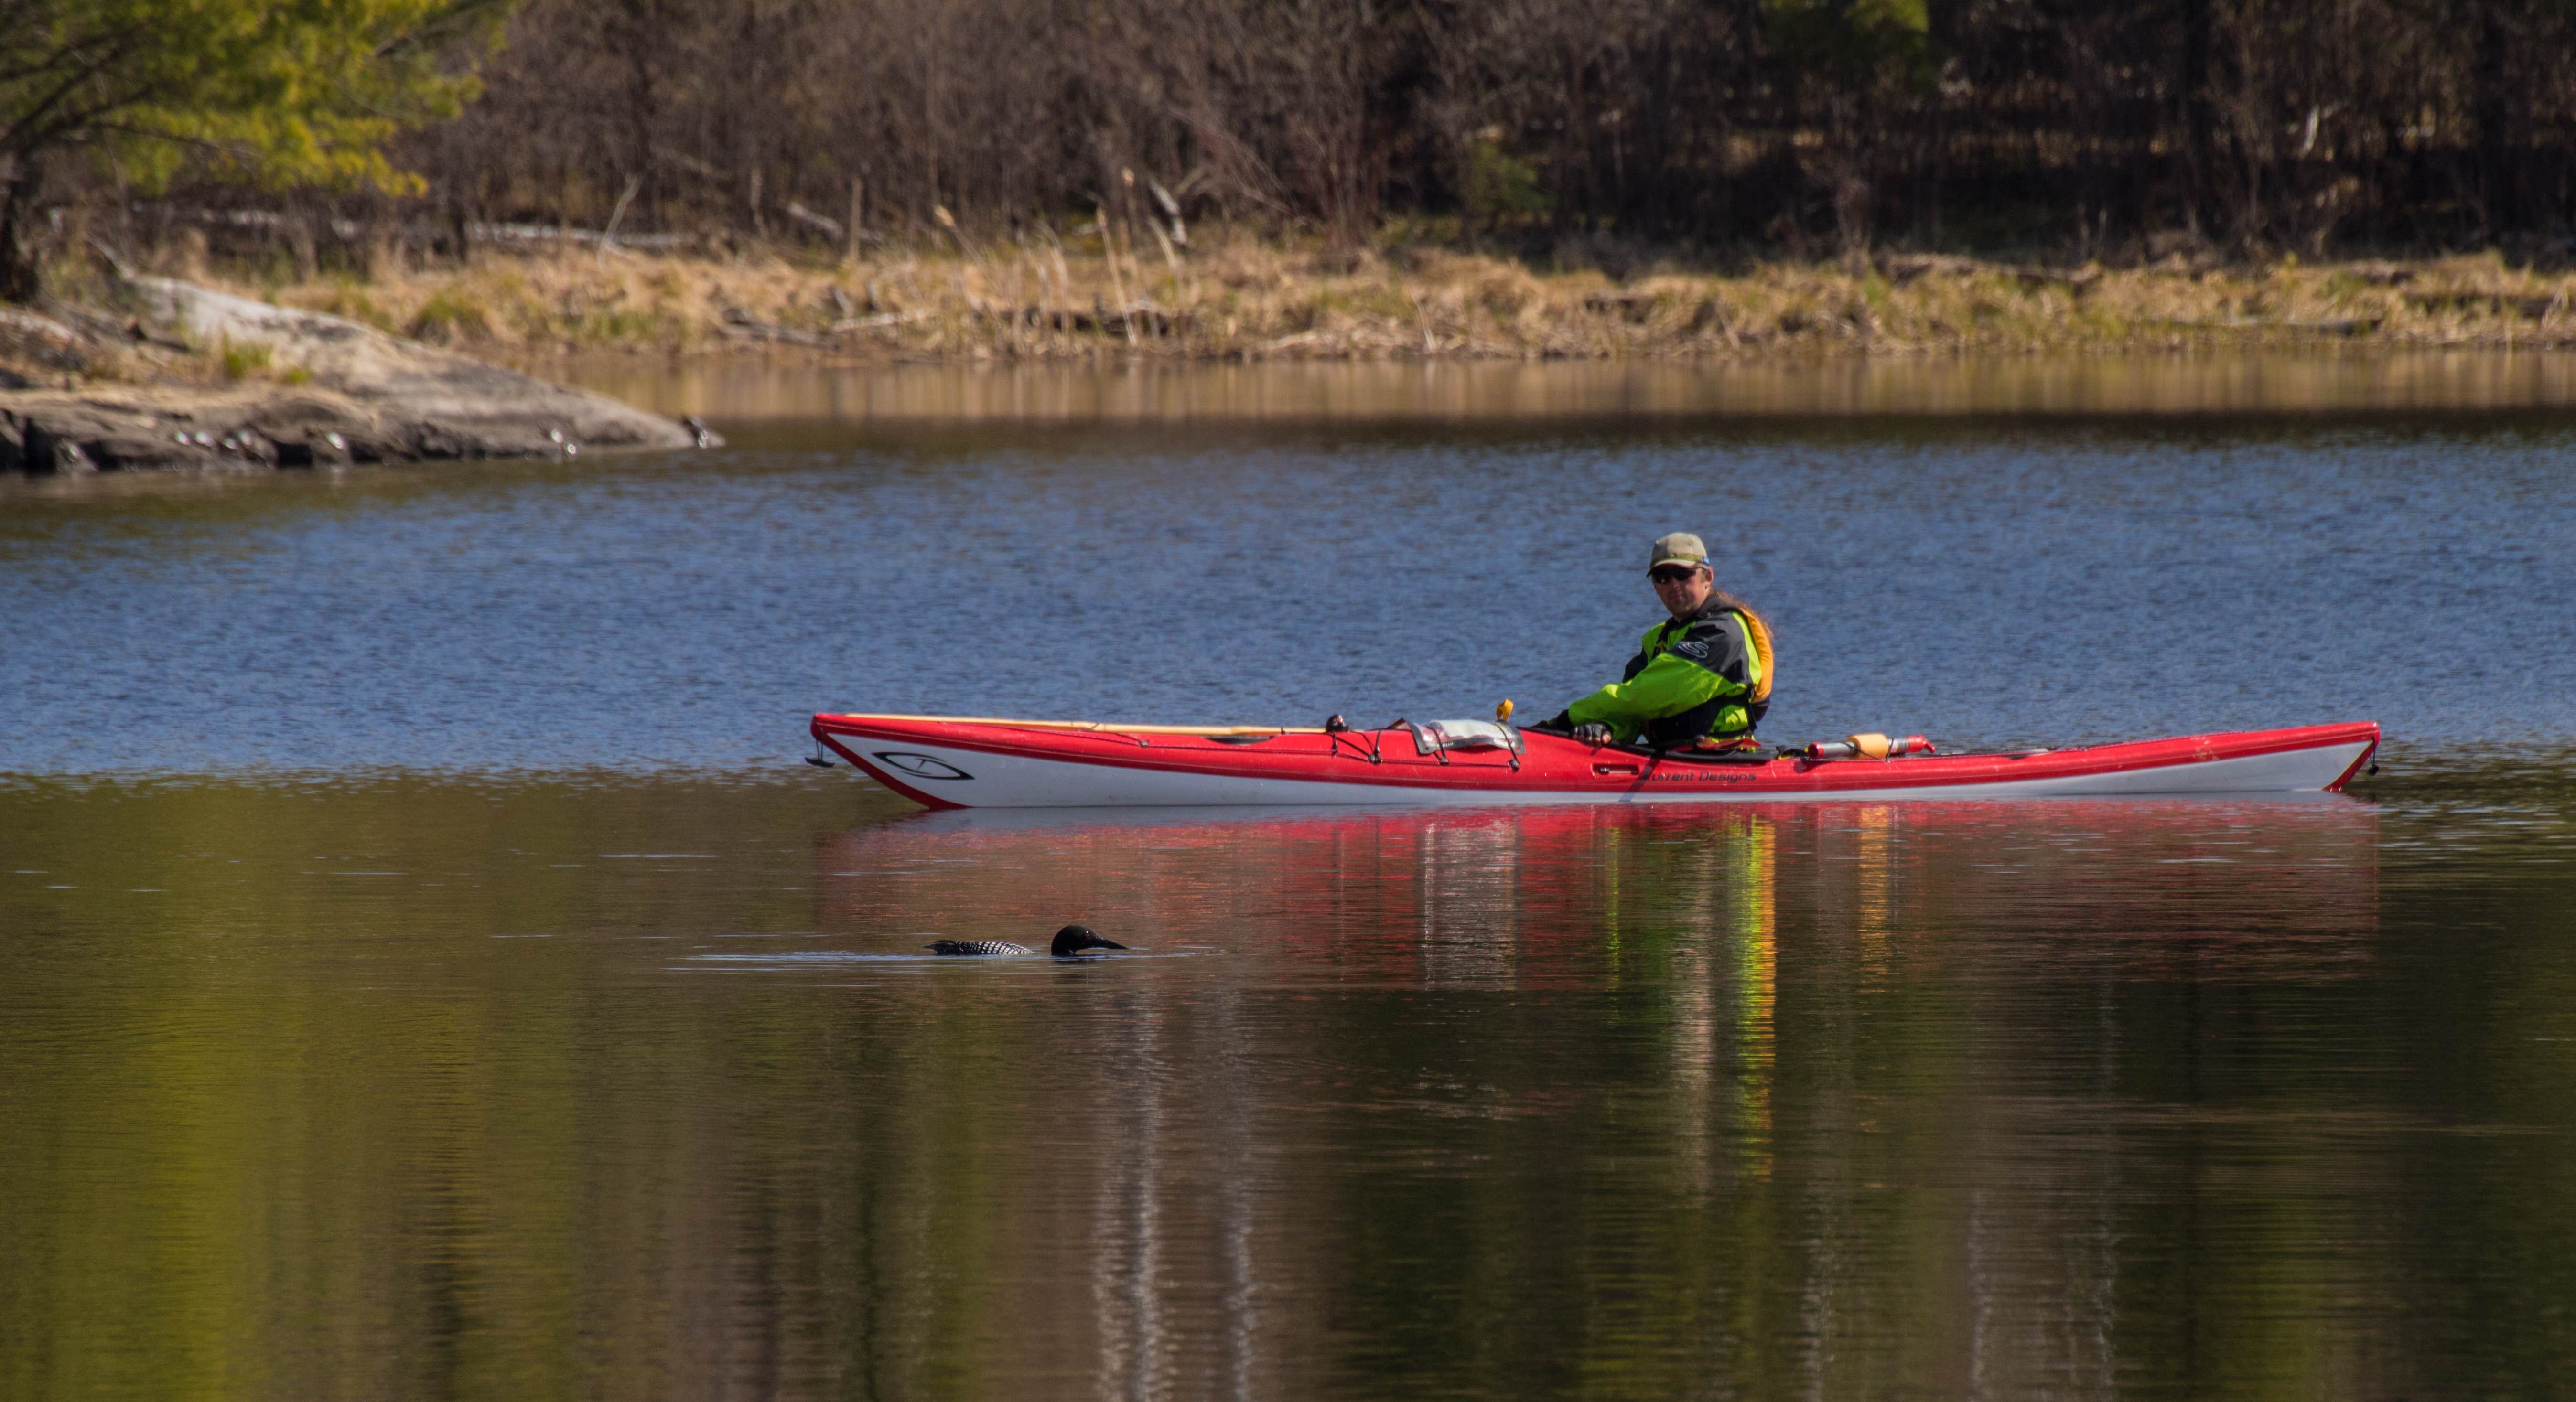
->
[1650,563,1713,617]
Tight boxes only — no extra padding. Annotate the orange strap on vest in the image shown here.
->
[1736,610,1776,706]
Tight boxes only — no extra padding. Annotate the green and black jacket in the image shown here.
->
[1563,601,1774,747]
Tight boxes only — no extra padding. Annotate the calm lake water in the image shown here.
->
[5,358,2575,1399]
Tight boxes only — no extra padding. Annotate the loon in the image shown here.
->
[927,924,1129,958]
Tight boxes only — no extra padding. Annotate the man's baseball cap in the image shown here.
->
[1648,532,1709,572]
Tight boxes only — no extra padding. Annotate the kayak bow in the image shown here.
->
[810,714,2380,810]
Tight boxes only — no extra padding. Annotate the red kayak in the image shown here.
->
[810,714,2380,810]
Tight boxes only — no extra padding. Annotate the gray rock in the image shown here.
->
[3,276,721,475]
[24,418,96,474]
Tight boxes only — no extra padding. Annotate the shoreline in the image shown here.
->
[245,239,2576,365]
[9,238,2576,476]
[1,275,711,475]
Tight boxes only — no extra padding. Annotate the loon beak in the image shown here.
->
[1094,938,1128,951]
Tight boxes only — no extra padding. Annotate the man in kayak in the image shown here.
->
[1538,532,1775,750]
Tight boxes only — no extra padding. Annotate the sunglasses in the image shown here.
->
[1649,566,1703,584]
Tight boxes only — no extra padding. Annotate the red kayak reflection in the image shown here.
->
[816,794,2380,990]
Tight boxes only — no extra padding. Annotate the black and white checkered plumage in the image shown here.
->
[927,924,1129,958]
[926,939,1035,957]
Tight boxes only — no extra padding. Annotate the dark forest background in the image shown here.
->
[91,0,2576,266]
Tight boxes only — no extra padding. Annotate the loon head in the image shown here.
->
[1050,924,1127,957]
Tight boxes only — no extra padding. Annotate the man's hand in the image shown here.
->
[1572,722,1613,745]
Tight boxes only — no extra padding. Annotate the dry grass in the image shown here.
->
[206,233,2576,364]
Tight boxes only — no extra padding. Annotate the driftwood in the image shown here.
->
[783,201,845,240]
[830,310,932,333]
[718,306,827,345]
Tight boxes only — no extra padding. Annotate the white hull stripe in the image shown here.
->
[842,739,2374,809]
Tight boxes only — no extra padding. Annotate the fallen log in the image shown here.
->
[830,310,933,333]
[784,201,845,240]
[719,306,827,345]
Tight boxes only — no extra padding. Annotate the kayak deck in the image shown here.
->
[811,714,2380,810]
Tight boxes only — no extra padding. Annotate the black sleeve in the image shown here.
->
[1668,615,1752,686]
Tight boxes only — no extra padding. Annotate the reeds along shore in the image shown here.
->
[45,231,2576,376]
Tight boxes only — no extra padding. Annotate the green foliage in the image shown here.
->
[1761,0,1938,94]
[217,338,271,379]
[0,0,510,191]
[571,306,684,347]
[307,281,394,330]
[1463,142,1551,226]
[407,288,492,340]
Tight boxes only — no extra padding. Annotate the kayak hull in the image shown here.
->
[811,714,2380,811]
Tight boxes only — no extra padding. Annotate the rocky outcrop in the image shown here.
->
[3,384,443,472]
[1,277,717,474]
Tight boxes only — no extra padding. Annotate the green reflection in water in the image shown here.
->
[2,771,2572,1401]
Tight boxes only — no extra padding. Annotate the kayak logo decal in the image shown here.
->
[873,751,973,781]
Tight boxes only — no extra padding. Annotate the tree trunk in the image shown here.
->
[0,151,46,305]
[447,193,472,267]
[2179,0,2213,235]
[2474,2,2513,236]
